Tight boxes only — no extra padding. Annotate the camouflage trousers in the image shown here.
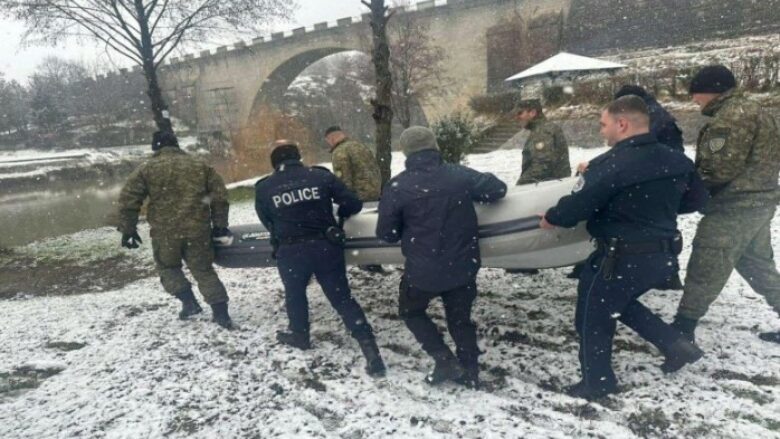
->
[151,235,229,305]
[678,207,780,321]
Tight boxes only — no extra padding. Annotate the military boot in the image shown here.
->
[425,350,465,385]
[660,338,704,374]
[358,338,387,377]
[759,331,780,344]
[454,365,480,390]
[671,315,698,343]
[175,289,203,320]
[564,380,618,400]
[276,331,311,350]
[210,302,233,330]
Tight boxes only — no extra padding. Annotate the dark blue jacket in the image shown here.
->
[546,133,708,242]
[376,150,507,292]
[646,96,684,151]
[255,160,362,244]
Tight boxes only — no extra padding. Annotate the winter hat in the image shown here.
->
[152,130,179,151]
[399,126,439,156]
[614,84,649,99]
[689,65,737,94]
[324,125,342,136]
[270,141,301,169]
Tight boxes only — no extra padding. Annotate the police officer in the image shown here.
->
[255,141,386,377]
[377,127,507,388]
[671,65,780,344]
[541,96,709,400]
[514,99,571,185]
[118,130,233,329]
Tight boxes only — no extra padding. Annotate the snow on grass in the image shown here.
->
[1,147,779,438]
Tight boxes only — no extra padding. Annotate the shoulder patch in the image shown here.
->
[705,126,731,153]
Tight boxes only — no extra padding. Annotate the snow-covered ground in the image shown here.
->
[1,148,779,438]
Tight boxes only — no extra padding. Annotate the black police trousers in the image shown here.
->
[576,250,684,390]
[398,277,479,369]
[276,240,374,341]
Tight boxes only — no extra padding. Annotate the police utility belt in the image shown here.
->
[595,233,683,280]
[279,226,346,247]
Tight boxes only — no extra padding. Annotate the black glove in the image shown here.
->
[212,227,232,238]
[121,231,143,249]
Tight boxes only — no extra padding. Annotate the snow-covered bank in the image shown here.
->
[1,148,779,438]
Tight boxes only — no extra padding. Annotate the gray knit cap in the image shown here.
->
[400,126,439,156]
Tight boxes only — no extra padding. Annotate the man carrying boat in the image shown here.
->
[540,96,709,400]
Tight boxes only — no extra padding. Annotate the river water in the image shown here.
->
[1,181,125,248]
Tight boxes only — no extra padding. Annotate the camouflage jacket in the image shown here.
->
[517,116,572,185]
[696,90,780,212]
[118,147,229,239]
[331,139,382,201]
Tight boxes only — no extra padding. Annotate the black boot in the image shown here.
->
[425,350,465,385]
[358,338,387,377]
[564,380,618,400]
[759,331,780,344]
[175,289,203,320]
[671,315,698,343]
[210,302,233,330]
[454,364,480,389]
[660,338,704,374]
[276,331,311,350]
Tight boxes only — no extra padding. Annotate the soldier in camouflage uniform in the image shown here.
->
[672,65,780,345]
[325,126,385,273]
[118,131,234,329]
[324,126,382,202]
[514,99,572,185]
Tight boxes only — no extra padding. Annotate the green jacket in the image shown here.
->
[118,147,229,239]
[696,89,780,212]
[517,116,571,185]
[331,139,382,201]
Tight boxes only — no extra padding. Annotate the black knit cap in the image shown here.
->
[689,65,737,94]
[324,125,342,136]
[270,141,301,169]
[614,84,649,99]
[152,130,179,151]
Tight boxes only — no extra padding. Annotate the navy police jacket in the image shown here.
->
[376,150,508,292]
[255,160,363,244]
[546,133,708,242]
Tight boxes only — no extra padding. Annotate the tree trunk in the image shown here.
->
[135,0,172,133]
[364,0,394,186]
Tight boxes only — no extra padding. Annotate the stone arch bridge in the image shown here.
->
[129,0,779,135]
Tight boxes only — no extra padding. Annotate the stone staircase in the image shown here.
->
[472,119,522,154]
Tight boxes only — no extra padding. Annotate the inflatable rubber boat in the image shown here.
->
[214,178,595,270]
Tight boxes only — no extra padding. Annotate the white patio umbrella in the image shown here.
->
[505,52,626,84]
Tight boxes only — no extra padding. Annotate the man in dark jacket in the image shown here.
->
[569,85,687,283]
[541,96,709,400]
[614,85,684,151]
[255,141,386,377]
[376,127,507,388]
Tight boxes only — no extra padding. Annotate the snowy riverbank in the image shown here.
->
[1,148,779,438]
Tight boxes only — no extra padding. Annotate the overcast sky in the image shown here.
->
[0,0,368,83]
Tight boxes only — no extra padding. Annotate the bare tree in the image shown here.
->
[362,0,394,186]
[2,0,294,132]
[387,1,447,129]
